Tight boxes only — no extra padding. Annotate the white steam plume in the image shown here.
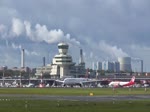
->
[4,18,80,46]
[11,18,25,36]
[11,42,39,56]
[0,24,8,38]
[25,23,80,45]
[99,41,128,58]
[25,50,39,56]
[11,43,22,50]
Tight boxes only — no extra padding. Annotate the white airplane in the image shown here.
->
[108,76,135,88]
[25,83,35,88]
[55,78,102,87]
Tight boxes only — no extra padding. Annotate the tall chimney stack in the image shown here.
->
[43,57,46,66]
[79,49,84,63]
[21,49,25,68]
[141,60,143,74]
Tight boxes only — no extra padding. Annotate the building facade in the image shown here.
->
[35,42,86,78]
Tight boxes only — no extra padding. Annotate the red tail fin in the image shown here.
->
[130,76,135,83]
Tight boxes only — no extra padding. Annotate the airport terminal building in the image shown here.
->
[35,42,85,79]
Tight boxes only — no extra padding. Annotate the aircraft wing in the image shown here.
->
[82,79,109,85]
[55,80,64,84]
[55,79,64,83]
[54,79,65,86]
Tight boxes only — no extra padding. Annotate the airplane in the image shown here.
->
[108,76,135,88]
[25,83,35,88]
[55,78,105,87]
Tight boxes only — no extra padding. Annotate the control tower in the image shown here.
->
[52,42,75,78]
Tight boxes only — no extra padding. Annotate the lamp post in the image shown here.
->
[28,70,30,84]
[20,71,22,87]
[2,69,4,86]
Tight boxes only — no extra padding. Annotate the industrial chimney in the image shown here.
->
[21,49,25,68]
[141,60,143,74]
[43,57,46,66]
[79,49,84,64]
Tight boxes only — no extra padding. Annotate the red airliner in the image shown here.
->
[108,76,135,87]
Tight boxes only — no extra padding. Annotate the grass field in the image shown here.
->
[0,88,150,112]
[0,99,150,112]
[0,87,149,96]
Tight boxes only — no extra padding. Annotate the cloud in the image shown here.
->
[0,24,6,32]
[82,38,128,61]
[24,22,80,46]
[1,17,80,46]
[24,21,32,37]
[0,24,8,38]
[99,41,128,58]
[131,44,150,51]
[11,18,25,37]
[34,24,64,43]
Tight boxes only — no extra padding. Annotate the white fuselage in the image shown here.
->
[109,81,129,87]
[63,78,88,85]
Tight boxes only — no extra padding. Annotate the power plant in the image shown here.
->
[34,43,145,78]
[118,57,132,72]
[0,41,146,83]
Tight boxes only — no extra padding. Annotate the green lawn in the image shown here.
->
[0,88,150,112]
[0,88,149,96]
[0,99,150,112]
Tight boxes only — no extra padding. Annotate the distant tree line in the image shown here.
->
[0,70,35,79]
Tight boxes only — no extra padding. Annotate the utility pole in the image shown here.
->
[20,71,22,87]
[28,70,30,84]
[2,69,4,86]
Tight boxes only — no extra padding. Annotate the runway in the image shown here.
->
[0,94,150,102]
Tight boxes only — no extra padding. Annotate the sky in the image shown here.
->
[0,0,150,72]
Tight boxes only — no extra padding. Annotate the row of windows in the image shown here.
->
[37,68,51,70]
[56,60,72,63]
[55,57,72,59]
[58,45,68,49]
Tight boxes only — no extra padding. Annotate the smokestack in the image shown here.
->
[141,60,143,74]
[43,57,46,66]
[21,49,25,68]
[79,49,84,63]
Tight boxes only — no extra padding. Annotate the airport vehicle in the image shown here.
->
[55,78,102,87]
[108,76,135,87]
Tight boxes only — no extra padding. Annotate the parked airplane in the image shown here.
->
[108,76,135,87]
[55,78,102,87]
[25,83,35,88]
